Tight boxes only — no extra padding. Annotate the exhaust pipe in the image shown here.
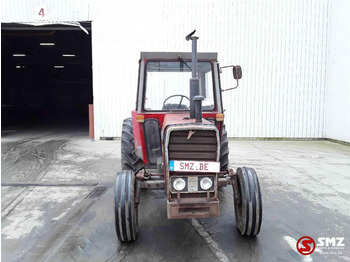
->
[186,30,201,120]
[194,95,204,122]
[190,77,200,119]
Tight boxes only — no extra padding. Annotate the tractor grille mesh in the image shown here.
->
[168,130,217,161]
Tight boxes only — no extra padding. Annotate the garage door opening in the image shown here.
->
[1,23,92,133]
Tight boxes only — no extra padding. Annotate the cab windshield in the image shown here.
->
[144,61,214,111]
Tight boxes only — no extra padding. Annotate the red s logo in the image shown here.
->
[297,236,316,255]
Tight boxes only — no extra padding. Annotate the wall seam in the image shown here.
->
[322,0,331,139]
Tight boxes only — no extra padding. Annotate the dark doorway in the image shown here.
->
[1,23,92,130]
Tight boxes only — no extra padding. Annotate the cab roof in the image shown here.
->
[140,52,217,61]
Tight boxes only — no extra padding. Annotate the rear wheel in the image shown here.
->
[121,118,144,172]
[220,128,229,171]
[233,167,262,236]
[114,170,138,242]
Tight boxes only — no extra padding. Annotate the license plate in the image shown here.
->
[169,160,220,173]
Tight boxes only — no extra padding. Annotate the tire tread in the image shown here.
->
[114,170,138,242]
[220,129,229,171]
[121,118,144,172]
[234,167,262,236]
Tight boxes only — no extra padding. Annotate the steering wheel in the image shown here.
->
[163,95,190,109]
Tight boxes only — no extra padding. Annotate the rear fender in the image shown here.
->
[132,111,147,164]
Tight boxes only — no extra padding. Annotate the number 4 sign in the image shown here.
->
[34,6,49,21]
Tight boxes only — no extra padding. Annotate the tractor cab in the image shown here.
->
[141,52,218,112]
[114,31,262,243]
[132,52,224,172]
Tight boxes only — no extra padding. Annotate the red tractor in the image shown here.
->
[114,31,262,242]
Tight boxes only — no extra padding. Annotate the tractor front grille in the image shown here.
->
[168,130,218,161]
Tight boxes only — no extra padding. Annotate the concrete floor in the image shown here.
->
[1,126,350,262]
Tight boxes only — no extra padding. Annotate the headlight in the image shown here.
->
[200,177,213,190]
[173,178,186,191]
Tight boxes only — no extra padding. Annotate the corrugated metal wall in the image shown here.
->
[91,0,330,139]
[325,0,350,143]
[1,0,91,23]
[2,0,349,141]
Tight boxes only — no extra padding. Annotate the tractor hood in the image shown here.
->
[162,113,213,133]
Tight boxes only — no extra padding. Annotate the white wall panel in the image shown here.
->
[325,0,350,143]
[2,0,348,141]
[91,0,329,139]
[1,0,91,23]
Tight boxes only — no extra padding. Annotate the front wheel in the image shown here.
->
[233,167,262,236]
[114,170,138,242]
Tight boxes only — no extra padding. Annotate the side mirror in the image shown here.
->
[233,65,242,79]
[220,65,243,91]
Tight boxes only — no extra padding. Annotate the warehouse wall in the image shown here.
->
[2,0,349,141]
[324,0,350,143]
[1,0,91,23]
[91,0,329,139]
